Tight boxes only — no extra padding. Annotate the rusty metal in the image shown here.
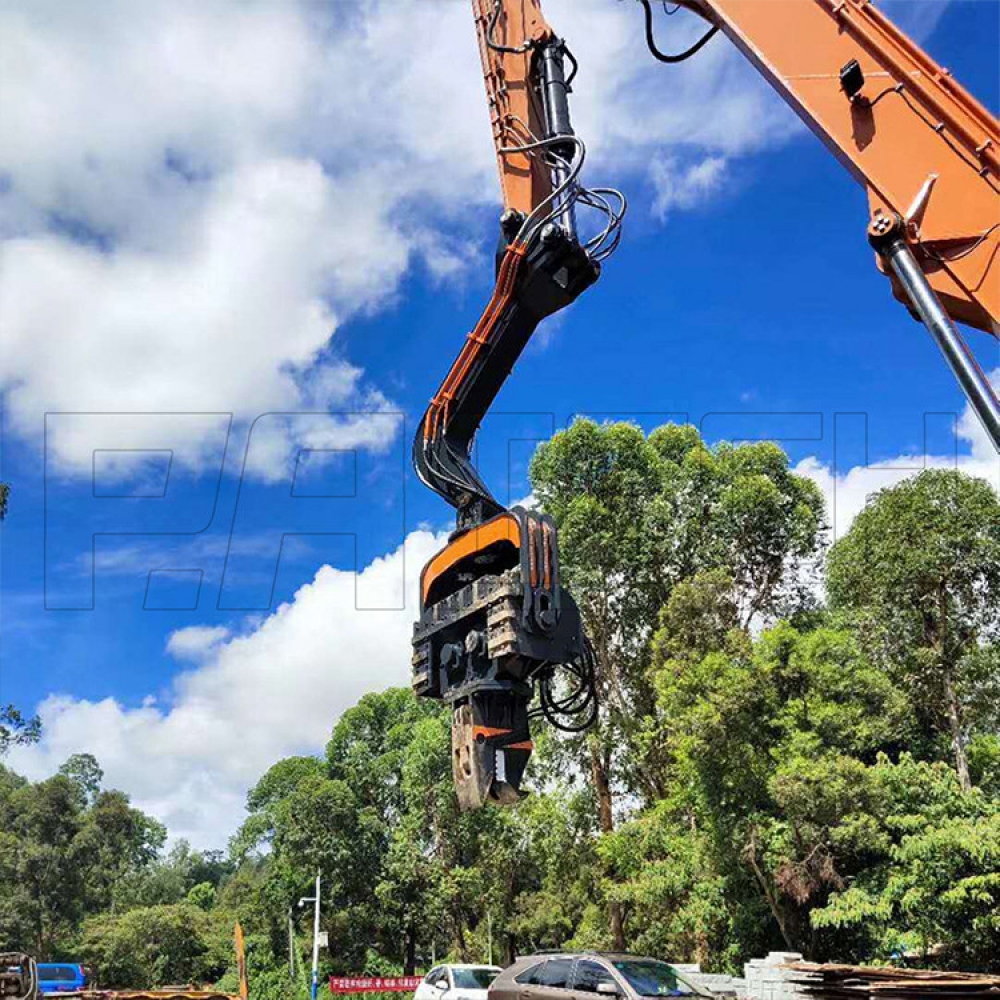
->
[50,991,240,1000]
[0,955,38,1000]
[233,923,248,1000]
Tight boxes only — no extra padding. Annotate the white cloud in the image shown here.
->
[165,625,232,663]
[795,374,1000,540]
[0,0,486,476]
[544,0,797,166]
[238,410,403,485]
[0,158,404,472]
[880,0,953,45]
[0,0,812,476]
[9,529,446,848]
[650,154,728,220]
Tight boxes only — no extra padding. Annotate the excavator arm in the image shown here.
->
[639,0,1000,447]
[411,1,624,809]
[414,0,625,525]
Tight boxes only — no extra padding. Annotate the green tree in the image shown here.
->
[232,758,327,861]
[2,772,93,955]
[622,618,914,963]
[233,687,604,974]
[235,692,442,975]
[116,841,232,911]
[79,789,166,914]
[646,427,826,627]
[79,903,231,988]
[186,883,217,912]
[599,800,740,969]
[531,420,667,947]
[0,705,40,757]
[0,762,164,957]
[59,753,104,805]
[810,754,1000,970]
[530,420,824,945]
[828,469,1000,790]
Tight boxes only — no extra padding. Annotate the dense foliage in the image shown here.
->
[2,424,997,991]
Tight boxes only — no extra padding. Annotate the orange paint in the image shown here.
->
[677,0,999,333]
[471,0,555,215]
[472,725,514,741]
[420,512,521,604]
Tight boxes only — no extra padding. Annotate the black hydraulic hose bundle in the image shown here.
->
[639,0,719,63]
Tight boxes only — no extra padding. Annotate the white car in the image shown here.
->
[416,965,502,1000]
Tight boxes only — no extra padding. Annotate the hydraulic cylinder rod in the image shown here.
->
[538,39,578,238]
[871,217,1000,452]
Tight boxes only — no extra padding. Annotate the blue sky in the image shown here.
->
[1,0,997,846]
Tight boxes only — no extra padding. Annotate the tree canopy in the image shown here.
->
[828,470,1000,790]
[2,426,996,989]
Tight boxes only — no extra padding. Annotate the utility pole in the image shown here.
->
[287,910,295,980]
[312,872,321,1000]
[486,912,492,966]
[298,872,322,1000]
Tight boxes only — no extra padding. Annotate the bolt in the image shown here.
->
[541,223,563,244]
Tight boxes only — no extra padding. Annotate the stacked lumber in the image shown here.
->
[786,963,1000,1000]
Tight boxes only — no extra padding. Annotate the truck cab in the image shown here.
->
[36,966,87,995]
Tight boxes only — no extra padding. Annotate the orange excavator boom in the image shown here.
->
[472,0,556,218]
[640,0,999,446]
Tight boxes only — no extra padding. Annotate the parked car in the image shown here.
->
[35,965,87,995]
[417,965,502,1000]
[489,953,711,1000]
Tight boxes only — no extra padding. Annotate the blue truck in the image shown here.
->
[35,966,87,996]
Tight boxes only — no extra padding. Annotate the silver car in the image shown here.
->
[489,953,711,1000]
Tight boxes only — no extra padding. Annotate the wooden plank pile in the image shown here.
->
[786,964,1000,1000]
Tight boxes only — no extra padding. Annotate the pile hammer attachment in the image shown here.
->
[412,507,586,809]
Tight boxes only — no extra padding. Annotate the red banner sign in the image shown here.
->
[329,978,422,994]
